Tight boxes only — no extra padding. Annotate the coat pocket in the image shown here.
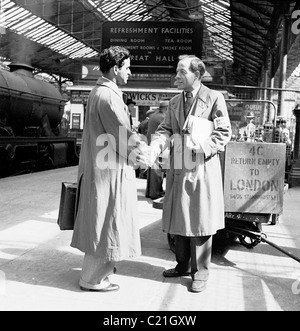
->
[124,168,136,181]
[187,153,205,182]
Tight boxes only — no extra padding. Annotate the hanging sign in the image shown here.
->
[102,21,203,73]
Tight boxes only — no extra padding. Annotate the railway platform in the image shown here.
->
[0,166,299,311]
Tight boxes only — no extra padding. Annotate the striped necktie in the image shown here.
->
[184,92,193,118]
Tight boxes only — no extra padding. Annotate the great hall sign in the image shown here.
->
[102,21,203,73]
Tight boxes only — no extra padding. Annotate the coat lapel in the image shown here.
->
[171,93,185,130]
[191,84,211,118]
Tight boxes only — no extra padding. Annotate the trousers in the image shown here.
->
[81,254,116,285]
[145,168,164,200]
[174,235,213,281]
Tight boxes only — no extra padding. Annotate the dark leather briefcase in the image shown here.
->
[57,182,77,230]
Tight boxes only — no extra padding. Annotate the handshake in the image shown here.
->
[135,141,159,170]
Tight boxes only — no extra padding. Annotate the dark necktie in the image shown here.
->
[123,93,128,105]
[122,93,133,128]
[184,92,193,118]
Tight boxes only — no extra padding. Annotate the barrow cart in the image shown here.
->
[153,141,300,264]
[221,142,285,245]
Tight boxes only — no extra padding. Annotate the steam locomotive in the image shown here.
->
[0,63,79,178]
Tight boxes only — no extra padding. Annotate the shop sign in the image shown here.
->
[71,90,90,104]
[125,91,179,106]
[69,88,180,107]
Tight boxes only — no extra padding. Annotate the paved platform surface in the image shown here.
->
[0,166,299,311]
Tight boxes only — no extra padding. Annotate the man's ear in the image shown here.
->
[195,70,201,80]
[113,65,119,75]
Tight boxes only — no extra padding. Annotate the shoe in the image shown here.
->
[80,283,120,292]
[151,194,165,201]
[189,280,207,293]
[79,279,120,292]
[163,268,191,278]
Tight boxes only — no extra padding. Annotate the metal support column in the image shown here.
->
[278,17,289,117]
[266,52,276,124]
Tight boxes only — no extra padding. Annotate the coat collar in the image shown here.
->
[197,84,211,104]
[96,76,125,100]
[172,84,211,127]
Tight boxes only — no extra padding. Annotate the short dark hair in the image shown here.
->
[178,55,206,78]
[100,46,131,74]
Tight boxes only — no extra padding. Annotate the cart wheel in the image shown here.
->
[270,214,279,225]
[238,235,260,248]
[167,234,176,254]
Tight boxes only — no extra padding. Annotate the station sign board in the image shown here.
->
[223,142,286,214]
[81,64,173,83]
[102,21,203,73]
[70,90,90,104]
[227,101,265,123]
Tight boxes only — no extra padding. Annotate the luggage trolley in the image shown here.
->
[159,141,300,264]
[220,141,300,263]
[221,142,286,246]
[156,141,300,263]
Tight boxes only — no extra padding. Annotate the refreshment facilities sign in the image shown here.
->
[102,21,203,73]
[224,142,286,214]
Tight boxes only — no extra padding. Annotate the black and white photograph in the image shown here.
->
[0,0,300,314]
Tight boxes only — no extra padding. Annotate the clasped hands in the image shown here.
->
[135,142,158,170]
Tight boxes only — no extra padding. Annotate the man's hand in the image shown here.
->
[147,146,160,168]
[186,135,204,154]
[135,143,159,169]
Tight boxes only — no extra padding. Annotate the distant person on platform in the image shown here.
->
[127,99,138,132]
[245,114,256,141]
[138,109,156,138]
[145,100,169,200]
[137,109,156,179]
[146,55,231,293]
[71,46,150,293]
[282,124,292,146]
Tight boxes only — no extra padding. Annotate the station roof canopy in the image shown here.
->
[0,0,299,86]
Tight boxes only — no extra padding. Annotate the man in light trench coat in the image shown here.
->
[148,55,232,293]
[71,46,150,292]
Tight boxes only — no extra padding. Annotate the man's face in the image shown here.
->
[128,103,135,116]
[175,58,198,91]
[116,58,132,86]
